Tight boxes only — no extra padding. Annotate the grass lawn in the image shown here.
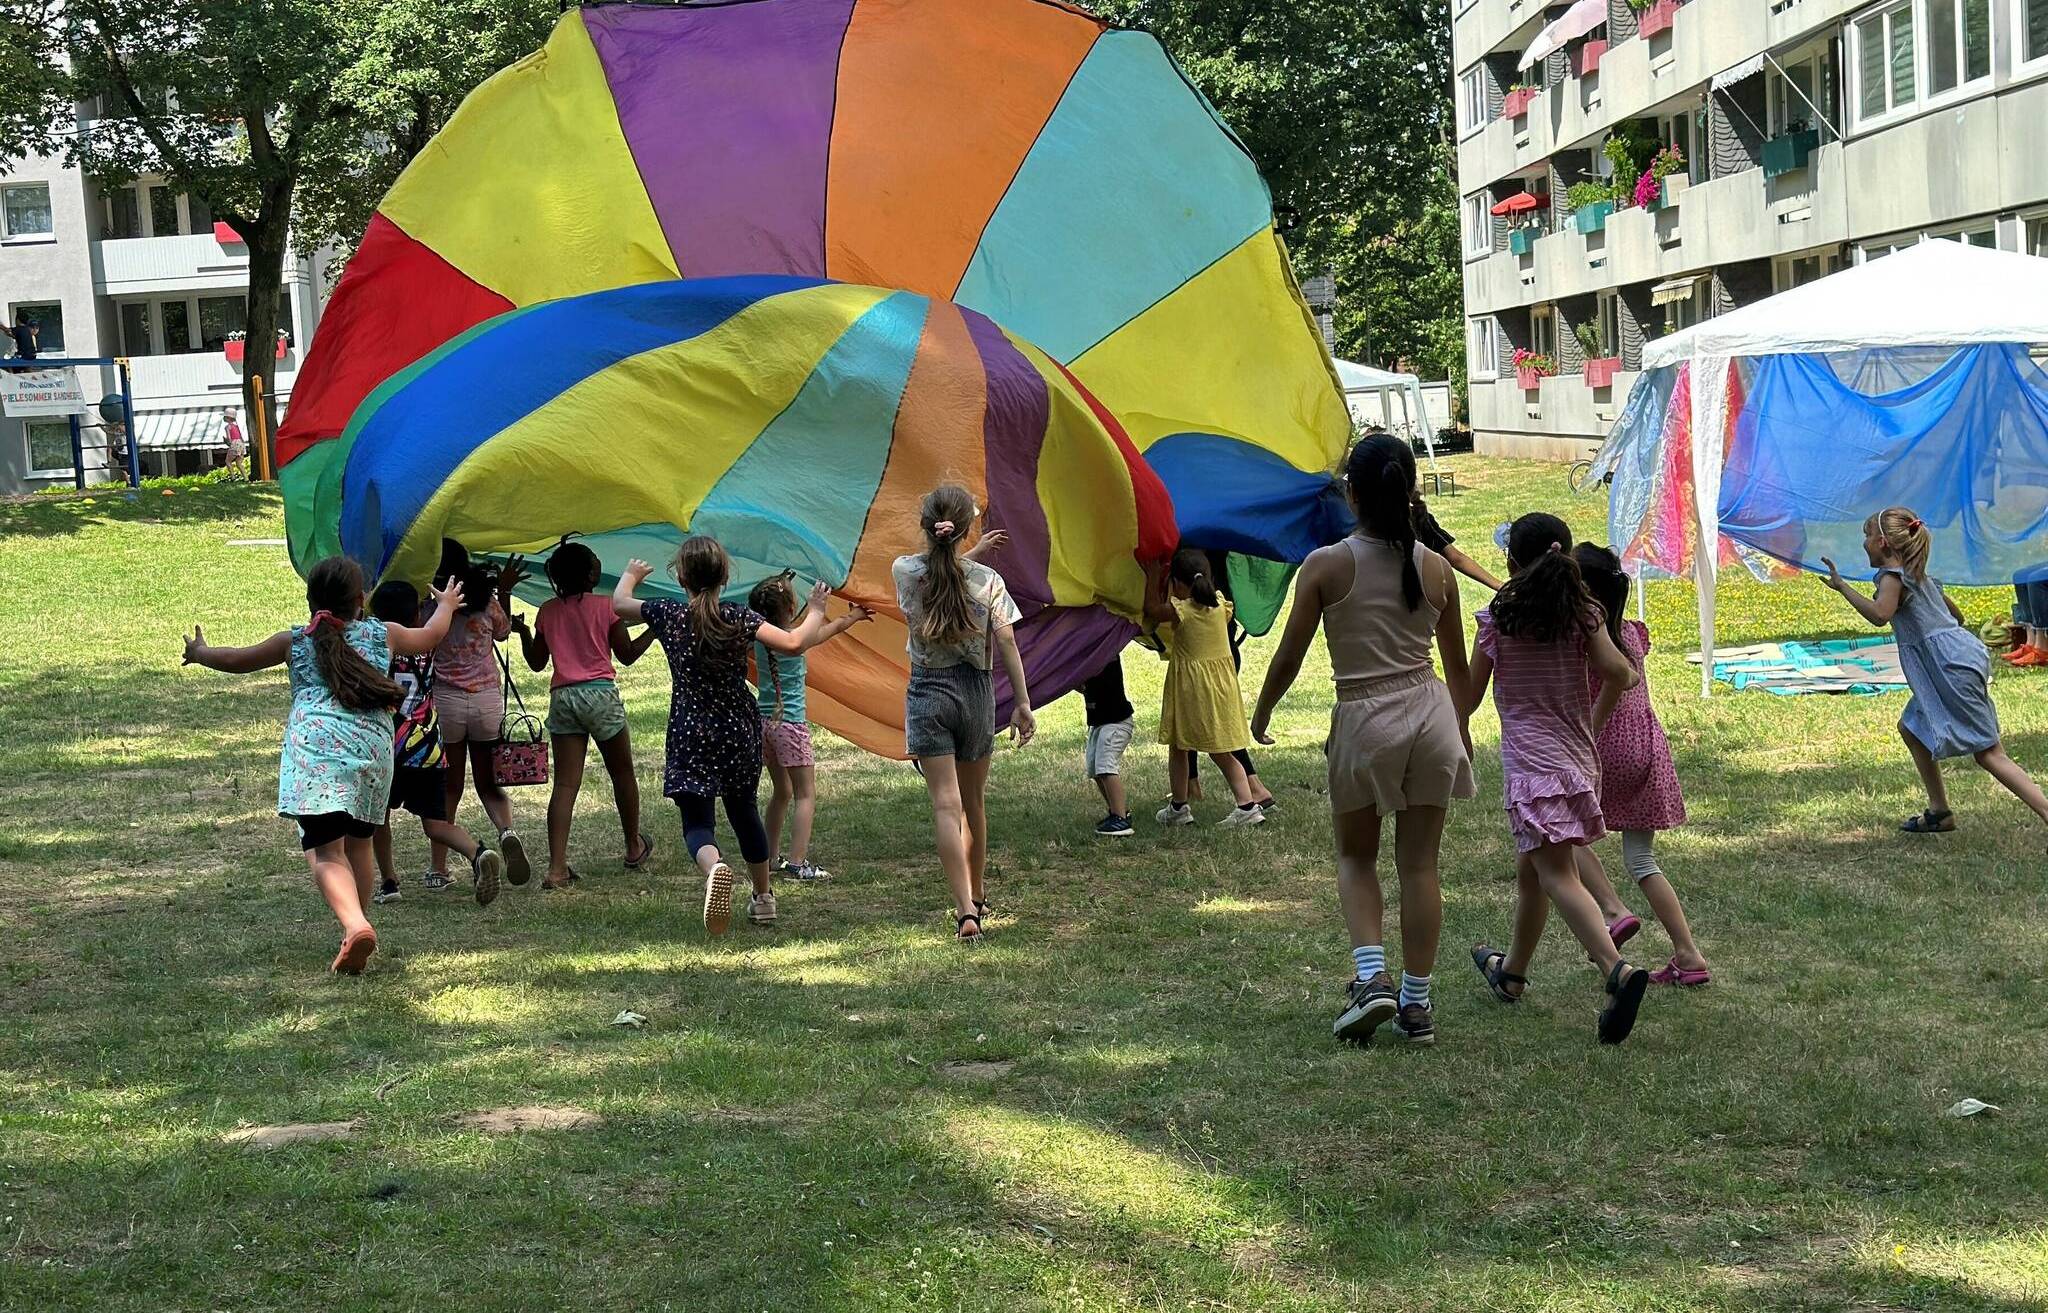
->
[3,456,2047,1311]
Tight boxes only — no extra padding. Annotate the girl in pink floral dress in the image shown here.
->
[1460,514,1652,1045]
[1569,546,1710,986]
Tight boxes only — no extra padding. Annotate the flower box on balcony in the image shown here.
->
[1584,356,1622,388]
[1661,174,1690,206]
[212,220,244,246]
[1572,200,1614,234]
[1762,127,1821,179]
[1509,225,1539,256]
[1637,0,1679,38]
[222,334,288,365]
[1516,366,1545,390]
[1502,86,1539,120]
[1573,39,1608,77]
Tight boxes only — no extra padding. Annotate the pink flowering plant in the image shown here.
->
[1512,348,1559,376]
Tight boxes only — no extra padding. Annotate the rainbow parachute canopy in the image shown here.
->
[280,0,1353,754]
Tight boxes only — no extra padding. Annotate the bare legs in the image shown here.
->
[1903,724,2048,827]
[595,728,645,858]
[1093,772,1128,819]
[921,754,994,934]
[765,761,817,864]
[547,734,587,882]
[1574,841,1708,973]
[1172,750,1255,808]
[308,836,374,941]
[1901,723,1949,815]
[1333,804,1445,978]
[433,739,515,872]
[1504,843,1621,983]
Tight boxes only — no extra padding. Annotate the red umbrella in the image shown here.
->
[1490,192,1542,216]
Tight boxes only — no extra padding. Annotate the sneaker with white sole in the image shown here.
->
[1155,802,1194,826]
[498,830,531,886]
[422,870,455,893]
[1333,972,1398,1043]
[372,877,402,905]
[1094,814,1136,838]
[1387,1001,1436,1047]
[748,890,778,925]
[1218,804,1266,829]
[703,862,735,936]
[787,860,830,881]
[469,846,503,907]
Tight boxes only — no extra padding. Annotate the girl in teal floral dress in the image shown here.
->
[183,557,462,974]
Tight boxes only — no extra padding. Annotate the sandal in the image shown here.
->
[973,898,990,920]
[624,832,655,870]
[1607,914,1642,949]
[954,912,984,945]
[542,866,580,891]
[1901,809,1956,833]
[331,926,377,975]
[1470,943,1526,1003]
[1598,959,1650,1045]
[1649,957,1712,988]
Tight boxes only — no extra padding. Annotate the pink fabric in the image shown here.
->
[434,599,509,693]
[762,718,816,769]
[1478,608,1605,850]
[1590,621,1686,831]
[537,593,618,689]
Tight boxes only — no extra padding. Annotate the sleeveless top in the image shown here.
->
[1323,536,1445,689]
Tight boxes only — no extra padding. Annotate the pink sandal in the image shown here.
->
[1649,957,1711,988]
[1607,914,1642,949]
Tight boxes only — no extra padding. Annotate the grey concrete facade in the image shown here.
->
[1454,0,2048,459]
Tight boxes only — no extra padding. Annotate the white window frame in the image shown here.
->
[1462,192,1492,259]
[1596,291,1620,357]
[1530,305,1558,361]
[1849,0,1995,131]
[1,182,55,243]
[1773,248,1840,291]
[1666,283,1709,334]
[1469,316,1501,381]
[24,418,76,478]
[1458,67,1487,138]
[2027,213,2048,258]
[2019,0,2048,73]
[1929,221,1998,248]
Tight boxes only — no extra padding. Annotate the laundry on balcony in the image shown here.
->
[1650,274,1705,306]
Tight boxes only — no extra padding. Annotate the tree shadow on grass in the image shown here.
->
[0,481,282,539]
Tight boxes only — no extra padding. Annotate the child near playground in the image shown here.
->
[894,485,1036,944]
[181,557,462,974]
[747,571,832,881]
[1460,513,1653,1045]
[430,541,531,888]
[1080,652,1137,838]
[1568,545,1711,987]
[615,540,870,934]
[1823,508,2048,831]
[1148,549,1263,828]
[509,540,657,891]
[1250,433,1475,1046]
[368,581,505,907]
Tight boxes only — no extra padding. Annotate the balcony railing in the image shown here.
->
[1636,0,1680,38]
[92,233,248,294]
[1761,128,1821,179]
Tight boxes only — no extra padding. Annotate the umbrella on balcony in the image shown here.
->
[1519,0,1608,69]
[1489,192,1542,216]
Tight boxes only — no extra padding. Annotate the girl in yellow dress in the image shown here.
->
[1147,549,1264,828]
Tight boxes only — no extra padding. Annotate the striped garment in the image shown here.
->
[1476,608,1605,852]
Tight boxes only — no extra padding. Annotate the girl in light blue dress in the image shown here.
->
[183,556,463,974]
[1824,507,2048,834]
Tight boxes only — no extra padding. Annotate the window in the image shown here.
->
[162,299,194,353]
[8,303,65,353]
[120,301,156,356]
[1775,249,1840,290]
[1933,224,1997,247]
[1769,48,1839,139]
[185,192,212,231]
[1855,3,1914,121]
[1469,316,1501,380]
[106,186,142,240]
[1463,193,1492,258]
[1665,282,1708,333]
[2,184,54,240]
[1597,292,1620,357]
[145,184,180,238]
[25,420,75,477]
[1531,305,1558,361]
[199,296,247,352]
[1458,68,1487,136]
[1853,0,1993,127]
[2030,216,2048,258]
[2021,0,2048,69]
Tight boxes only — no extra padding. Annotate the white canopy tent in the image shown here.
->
[1335,358,1437,462]
[1611,240,2048,692]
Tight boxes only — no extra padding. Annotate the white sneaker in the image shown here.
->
[747,890,778,925]
[1218,805,1267,829]
[1155,802,1194,826]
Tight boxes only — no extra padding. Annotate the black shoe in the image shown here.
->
[1332,971,1398,1044]
[371,877,401,905]
[1388,1001,1436,1047]
[1598,960,1649,1045]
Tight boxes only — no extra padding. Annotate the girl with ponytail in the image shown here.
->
[1461,513,1655,1046]
[1250,433,1475,1045]
[182,555,464,975]
[1147,548,1262,828]
[1824,506,2048,833]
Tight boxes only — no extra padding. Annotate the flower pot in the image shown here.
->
[223,339,245,364]
[1503,87,1539,120]
[1762,127,1821,179]
[1517,366,1544,390]
[1637,0,1679,38]
[1584,356,1621,388]
[1573,39,1607,77]
[1509,226,1539,256]
[1572,200,1614,234]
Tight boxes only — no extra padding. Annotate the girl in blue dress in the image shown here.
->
[183,556,463,974]
[1824,507,2048,833]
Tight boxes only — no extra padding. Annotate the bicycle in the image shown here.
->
[1566,456,1611,496]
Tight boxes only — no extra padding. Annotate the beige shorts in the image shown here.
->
[1326,670,1475,815]
[435,683,504,744]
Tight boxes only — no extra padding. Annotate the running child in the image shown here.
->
[1823,508,2048,832]
[430,541,531,887]
[1080,652,1137,838]
[1251,433,1475,1045]
[1148,549,1262,828]
[615,541,870,934]
[747,570,831,881]
[368,581,505,907]
[1568,545,1710,987]
[509,540,657,891]
[894,485,1036,944]
[181,557,462,973]
[1460,513,1652,1045]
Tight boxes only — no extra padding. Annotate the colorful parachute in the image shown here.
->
[279,0,1353,754]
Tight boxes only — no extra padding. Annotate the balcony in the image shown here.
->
[1572,199,1615,233]
[1636,0,1680,37]
[1572,39,1607,77]
[92,233,249,296]
[1761,127,1820,179]
[1508,225,1541,255]
[1502,85,1541,120]
[120,349,299,406]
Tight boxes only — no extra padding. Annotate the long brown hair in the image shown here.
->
[747,572,799,718]
[1572,543,1630,648]
[1866,506,1932,580]
[913,484,980,648]
[1491,513,1596,643]
[305,556,402,712]
[672,535,745,665]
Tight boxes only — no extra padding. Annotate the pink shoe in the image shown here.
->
[1649,957,1710,988]
[1607,914,1642,949]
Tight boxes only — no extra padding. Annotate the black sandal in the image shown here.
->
[1598,959,1649,1045]
[1901,809,1956,833]
[624,832,655,870]
[954,912,983,945]
[973,898,989,920]
[1470,943,1527,1003]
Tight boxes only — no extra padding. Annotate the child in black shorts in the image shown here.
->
[370,582,505,906]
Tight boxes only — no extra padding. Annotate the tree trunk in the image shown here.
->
[238,182,294,482]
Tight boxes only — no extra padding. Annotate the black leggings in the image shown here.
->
[676,789,769,866]
[1187,748,1258,779]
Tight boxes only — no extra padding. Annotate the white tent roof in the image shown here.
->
[1335,359,1419,392]
[1644,240,2048,368]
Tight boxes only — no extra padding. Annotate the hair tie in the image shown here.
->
[307,609,341,633]
[1907,517,1924,533]
[931,520,956,540]
[1546,542,1564,555]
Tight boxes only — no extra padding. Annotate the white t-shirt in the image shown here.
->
[892,555,1021,671]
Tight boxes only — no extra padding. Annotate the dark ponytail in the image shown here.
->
[1491,513,1596,643]
[1346,430,1424,611]
[304,556,402,712]
[1170,547,1219,609]
[1571,543,1629,648]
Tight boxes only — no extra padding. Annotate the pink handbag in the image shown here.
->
[490,652,550,787]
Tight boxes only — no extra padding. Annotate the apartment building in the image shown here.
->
[0,105,328,492]
[1454,0,2048,459]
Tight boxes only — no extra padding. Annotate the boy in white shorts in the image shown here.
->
[1081,655,1136,837]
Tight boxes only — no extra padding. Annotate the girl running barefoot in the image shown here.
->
[615,542,869,934]
[1569,545,1710,987]
[1147,550,1262,828]
[748,571,833,882]
[182,557,462,973]
[1824,508,2048,833]
[510,541,658,890]
[894,485,1036,944]
[1251,434,1475,1046]
[430,543,530,887]
[1460,513,1652,1045]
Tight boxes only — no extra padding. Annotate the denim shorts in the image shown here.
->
[905,663,995,763]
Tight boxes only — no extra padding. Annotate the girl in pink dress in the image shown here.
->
[1569,546,1710,987]
[1460,513,1652,1044]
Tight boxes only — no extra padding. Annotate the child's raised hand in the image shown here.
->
[1820,556,1844,590]
[846,602,876,624]
[182,625,205,664]
[808,579,832,610]
[495,555,528,594]
[429,577,466,613]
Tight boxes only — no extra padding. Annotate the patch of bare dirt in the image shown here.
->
[455,1105,603,1133]
[938,1059,1016,1081]
[224,1120,360,1150]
